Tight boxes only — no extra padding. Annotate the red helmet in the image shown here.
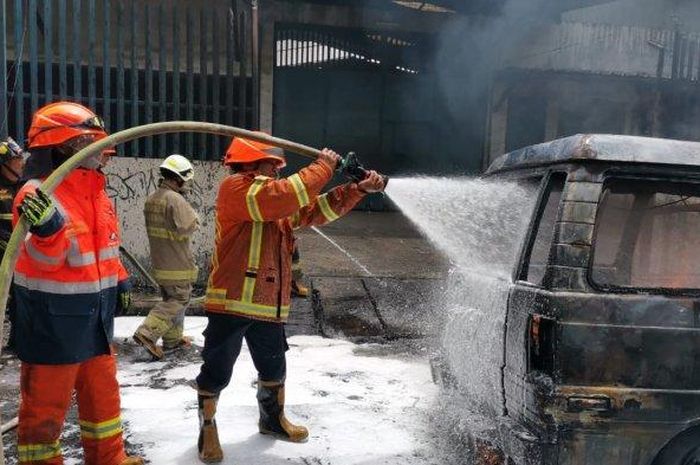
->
[27,101,108,150]
[224,135,286,168]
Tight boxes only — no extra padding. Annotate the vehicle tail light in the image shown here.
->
[529,314,555,373]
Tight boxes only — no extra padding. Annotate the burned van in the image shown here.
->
[435,134,700,465]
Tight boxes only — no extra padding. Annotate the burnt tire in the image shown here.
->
[653,429,700,465]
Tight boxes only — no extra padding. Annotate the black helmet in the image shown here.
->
[0,137,26,163]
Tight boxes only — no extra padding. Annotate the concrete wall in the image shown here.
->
[563,0,700,31]
[105,157,226,284]
[506,22,688,79]
[486,75,651,164]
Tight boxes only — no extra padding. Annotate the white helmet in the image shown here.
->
[160,154,194,182]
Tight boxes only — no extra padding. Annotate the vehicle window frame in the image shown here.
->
[588,174,700,297]
[514,171,567,287]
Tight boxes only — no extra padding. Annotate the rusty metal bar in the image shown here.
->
[238,9,247,127]
[0,0,6,138]
[116,0,125,152]
[251,0,259,129]
[144,3,153,156]
[58,0,67,99]
[185,5,194,155]
[43,0,53,104]
[103,0,111,127]
[14,0,24,138]
[88,0,96,109]
[129,0,137,155]
[226,5,234,126]
[172,6,181,152]
[29,0,38,112]
[671,27,681,80]
[212,12,221,156]
[158,1,166,153]
[199,8,208,158]
[72,0,81,102]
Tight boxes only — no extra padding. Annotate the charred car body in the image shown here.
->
[436,134,700,465]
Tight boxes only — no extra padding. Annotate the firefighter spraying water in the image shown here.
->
[195,135,386,462]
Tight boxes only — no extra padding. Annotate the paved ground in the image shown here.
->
[0,211,451,463]
[296,212,449,343]
[295,211,449,279]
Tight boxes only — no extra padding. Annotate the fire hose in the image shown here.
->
[0,121,386,461]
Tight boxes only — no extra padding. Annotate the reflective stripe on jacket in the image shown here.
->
[144,183,199,286]
[205,159,365,322]
[12,170,128,364]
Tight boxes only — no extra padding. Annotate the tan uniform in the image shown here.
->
[136,181,199,348]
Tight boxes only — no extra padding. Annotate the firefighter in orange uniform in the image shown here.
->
[195,136,385,462]
[13,102,142,465]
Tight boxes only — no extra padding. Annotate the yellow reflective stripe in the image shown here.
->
[241,222,264,303]
[247,223,263,270]
[288,173,310,207]
[204,296,290,320]
[208,216,224,290]
[206,287,227,302]
[79,417,123,439]
[146,226,189,242]
[289,211,301,229]
[153,268,198,281]
[241,276,256,303]
[317,193,340,222]
[225,298,289,318]
[246,180,265,222]
[0,213,12,221]
[18,440,61,462]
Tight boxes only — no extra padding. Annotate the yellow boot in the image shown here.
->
[119,457,145,465]
[257,380,309,443]
[198,392,224,463]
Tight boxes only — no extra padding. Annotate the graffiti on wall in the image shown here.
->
[105,158,225,285]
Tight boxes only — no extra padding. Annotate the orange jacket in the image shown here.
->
[205,159,365,322]
[13,170,128,364]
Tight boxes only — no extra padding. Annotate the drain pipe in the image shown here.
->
[0,122,322,463]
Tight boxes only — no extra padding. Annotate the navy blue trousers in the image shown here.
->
[196,313,288,394]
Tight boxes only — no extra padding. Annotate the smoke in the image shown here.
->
[430,0,556,169]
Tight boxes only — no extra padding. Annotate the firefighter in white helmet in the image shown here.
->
[133,154,200,360]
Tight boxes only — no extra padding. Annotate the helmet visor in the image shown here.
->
[31,115,107,143]
[62,134,104,153]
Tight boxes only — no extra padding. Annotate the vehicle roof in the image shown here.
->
[486,134,700,174]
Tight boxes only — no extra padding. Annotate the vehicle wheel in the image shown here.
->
[653,429,700,465]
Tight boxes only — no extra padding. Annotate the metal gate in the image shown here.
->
[0,0,257,160]
[273,23,481,178]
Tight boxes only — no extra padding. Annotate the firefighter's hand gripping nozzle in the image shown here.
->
[338,152,389,190]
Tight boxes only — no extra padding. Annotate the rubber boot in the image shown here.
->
[198,392,224,463]
[119,457,145,465]
[257,380,309,443]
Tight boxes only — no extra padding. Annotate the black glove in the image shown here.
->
[116,280,132,316]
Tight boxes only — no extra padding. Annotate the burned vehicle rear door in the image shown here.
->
[503,172,567,428]
[564,177,700,392]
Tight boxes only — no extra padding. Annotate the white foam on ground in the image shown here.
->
[115,317,439,465]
